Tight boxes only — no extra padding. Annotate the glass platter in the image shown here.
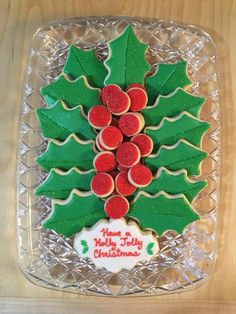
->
[17,16,221,296]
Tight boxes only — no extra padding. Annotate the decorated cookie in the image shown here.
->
[118,112,144,137]
[36,101,96,141]
[126,87,148,111]
[93,151,117,172]
[88,105,112,129]
[131,134,153,157]
[128,164,152,187]
[91,173,115,197]
[74,219,159,273]
[116,142,141,168]
[115,171,137,196]
[100,84,121,104]
[106,90,130,115]
[36,24,210,273]
[99,126,123,150]
[104,195,130,219]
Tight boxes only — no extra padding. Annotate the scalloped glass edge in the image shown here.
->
[17,16,221,297]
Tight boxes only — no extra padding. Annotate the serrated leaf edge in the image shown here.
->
[144,87,206,113]
[104,25,151,86]
[35,167,95,196]
[144,111,211,147]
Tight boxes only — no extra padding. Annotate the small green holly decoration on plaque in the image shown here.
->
[35,25,210,271]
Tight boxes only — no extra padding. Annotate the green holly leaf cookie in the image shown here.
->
[63,45,107,88]
[35,168,95,200]
[128,191,199,235]
[43,191,106,237]
[142,88,205,126]
[104,25,151,89]
[146,60,192,105]
[145,112,210,151]
[145,140,208,176]
[41,75,101,111]
[142,167,207,202]
[36,134,96,172]
[36,101,96,141]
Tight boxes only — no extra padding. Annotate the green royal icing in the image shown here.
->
[146,60,192,105]
[142,167,207,203]
[36,101,96,141]
[43,191,106,237]
[36,134,96,172]
[128,191,199,235]
[35,168,95,200]
[64,45,107,88]
[142,88,205,126]
[145,112,210,152]
[41,75,101,111]
[145,140,208,176]
[104,25,151,89]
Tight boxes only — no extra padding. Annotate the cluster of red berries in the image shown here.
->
[88,84,154,219]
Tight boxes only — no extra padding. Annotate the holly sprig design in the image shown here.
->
[36,25,209,238]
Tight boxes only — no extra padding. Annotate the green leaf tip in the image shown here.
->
[104,25,151,89]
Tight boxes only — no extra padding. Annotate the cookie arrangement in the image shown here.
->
[35,25,210,273]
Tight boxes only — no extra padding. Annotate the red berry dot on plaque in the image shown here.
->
[107,90,130,115]
[126,83,145,91]
[118,113,143,137]
[131,134,153,157]
[126,87,148,112]
[128,164,153,187]
[105,195,130,219]
[91,172,114,197]
[100,84,121,104]
[116,142,140,167]
[99,126,123,150]
[88,105,112,129]
[93,151,117,172]
[115,171,137,196]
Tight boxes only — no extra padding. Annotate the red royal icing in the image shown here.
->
[128,164,153,187]
[93,151,117,172]
[96,135,106,151]
[115,171,137,196]
[99,126,123,150]
[116,142,140,168]
[88,105,112,129]
[100,84,121,104]
[127,87,148,112]
[118,112,143,137]
[107,90,130,115]
[131,134,153,157]
[91,173,114,197]
[105,195,129,219]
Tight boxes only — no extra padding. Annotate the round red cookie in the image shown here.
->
[88,105,112,129]
[91,172,114,197]
[126,84,145,91]
[100,84,121,104]
[105,195,130,219]
[96,135,106,151]
[131,134,153,157]
[107,90,130,115]
[128,164,153,187]
[116,142,141,167]
[115,171,137,196]
[93,151,117,172]
[118,112,143,137]
[99,126,123,150]
[127,87,148,111]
